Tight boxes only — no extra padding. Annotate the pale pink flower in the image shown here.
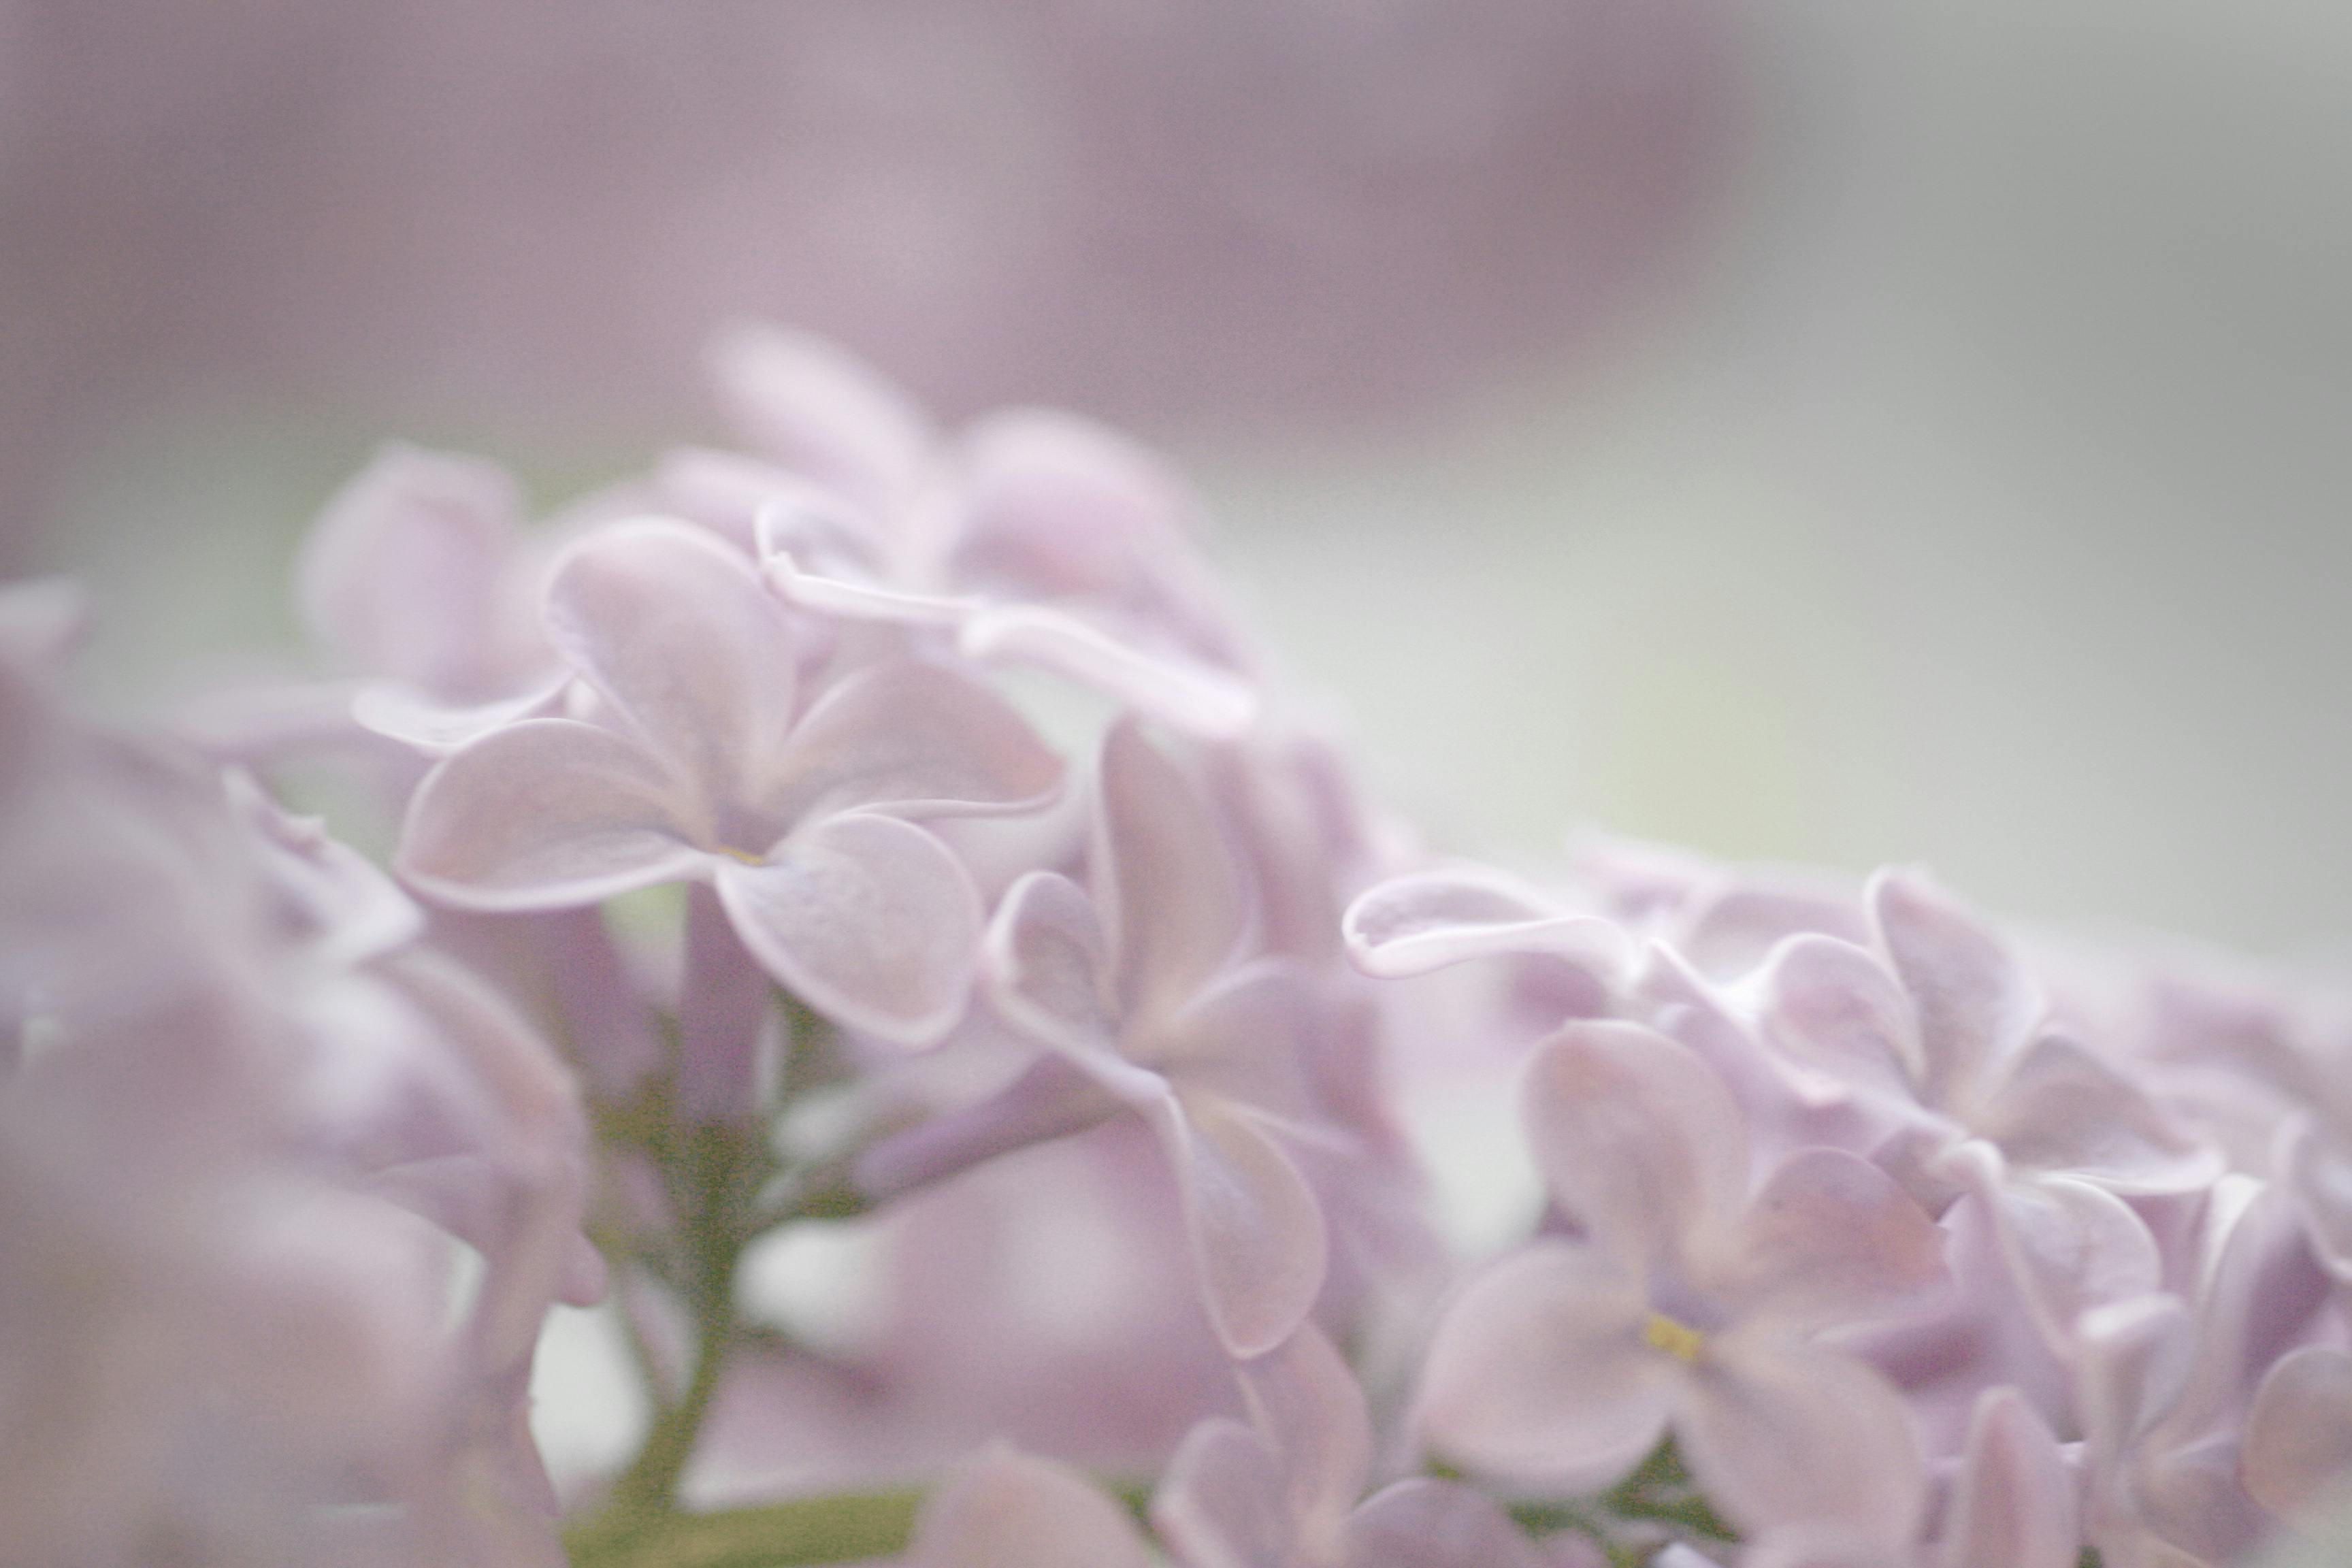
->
[1155,1324,1549,1568]
[899,1441,1155,1568]
[396,518,1062,1051]
[1416,1020,1944,1544]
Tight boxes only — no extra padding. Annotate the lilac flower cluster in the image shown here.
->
[7,331,2351,1567]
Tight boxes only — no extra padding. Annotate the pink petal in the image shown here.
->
[2243,1346,2352,1518]
[960,604,1259,738]
[1148,1091,1328,1357]
[1938,1387,2078,1568]
[1343,1479,1548,1568]
[906,1441,1156,1568]
[715,812,981,1049]
[1096,719,1245,1024]
[1341,868,1629,979]
[763,659,1063,823]
[1146,963,1322,1125]
[295,442,522,693]
[397,719,707,911]
[951,408,1199,607]
[765,548,977,627]
[983,870,1120,1060]
[1521,1021,1749,1273]
[1763,934,1923,1102]
[1973,1033,2221,1194]
[542,519,800,806]
[1965,1156,2163,1356]
[1679,1334,1925,1544]
[2076,1295,2198,1463]
[1154,1418,1291,1568]
[1415,1241,1674,1490]
[704,323,936,522]
[350,675,568,756]
[1239,1324,1373,1546]
[1727,1147,1947,1330]
[2283,1120,2352,1282]
[1869,870,2039,1110]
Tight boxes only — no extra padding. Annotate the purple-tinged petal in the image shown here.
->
[1148,1091,1328,1357]
[764,660,1062,823]
[1147,963,1322,1124]
[1680,1335,1925,1544]
[960,604,1259,738]
[1239,1324,1373,1550]
[2244,1346,2352,1519]
[1522,1022,1749,1273]
[542,520,799,804]
[1727,1147,1946,1330]
[716,812,981,1049]
[295,443,523,693]
[1958,1152,2163,1356]
[1154,1418,1290,1568]
[1096,719,1245,1024]
[1763,934,1923,1102]
[1342,868,1628,980]
[1343,1479,1548,1568]
[1869,870,2039,1111]
[2283,1120,2352,1282]
[351,675,570,756]
[1939,1387,2078,1568]
[1416,1241,1673,1490]
[676,885,774,1124]
[1974,1034,2221,1194]
[766,548,977,627]
[983,870,1120,1060]
[951,408,1200,605]
[906,1441,1156,1568]
[742,482,891,579]
[705,323,936,522]
[397,719,707,911]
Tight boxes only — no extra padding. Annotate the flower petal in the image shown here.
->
[1964,1156,2163,1356]
[542,519,799,806]
[1522,1021,1750,1274]
[1096,719,1245,1024]
[1869,870,2039,1111]
[1762,934,1922,1102]
[1727,1147,1946,1330]
[705,323,936,521]
[1153,1418,1291,1568]
[397,719,706,910]
[2283,1120,2352,1282]
[1973,1033,2221,1194]
[983,870,1120,1059]
[1680,1335,1925,1544]
[715,812,981,1048]
[295,442,523,693]
[960,604,1258,738]
[2244,1346,2352,1518]
[1343,1479,1548,1568]
[1239,1324,1373,1548]
[1149,1091,1328,1357]
[906,1441,1156,1568]
[1341,868,1629,980]
[1938,1386,2078,1568]
[351,676,569,756]
[1415,1241,1673,1490]
[763,659,1062,822]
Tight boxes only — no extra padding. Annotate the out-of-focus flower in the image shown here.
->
[1417,1020,1943,1544]
[0,607,595,1565]
[900,1441,1155,1568]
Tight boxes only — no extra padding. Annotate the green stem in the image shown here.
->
[567,1490,925,1568]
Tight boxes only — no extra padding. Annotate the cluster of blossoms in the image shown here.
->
[8,328,2352,1567]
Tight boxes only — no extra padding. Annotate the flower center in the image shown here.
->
[1643,1312,1705,1365]
[715,845,767,867]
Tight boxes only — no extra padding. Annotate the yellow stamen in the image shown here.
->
[715,846,766,867]
[1644,1312,1704,1365]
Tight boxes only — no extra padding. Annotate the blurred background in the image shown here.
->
[7,0,2352,960]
